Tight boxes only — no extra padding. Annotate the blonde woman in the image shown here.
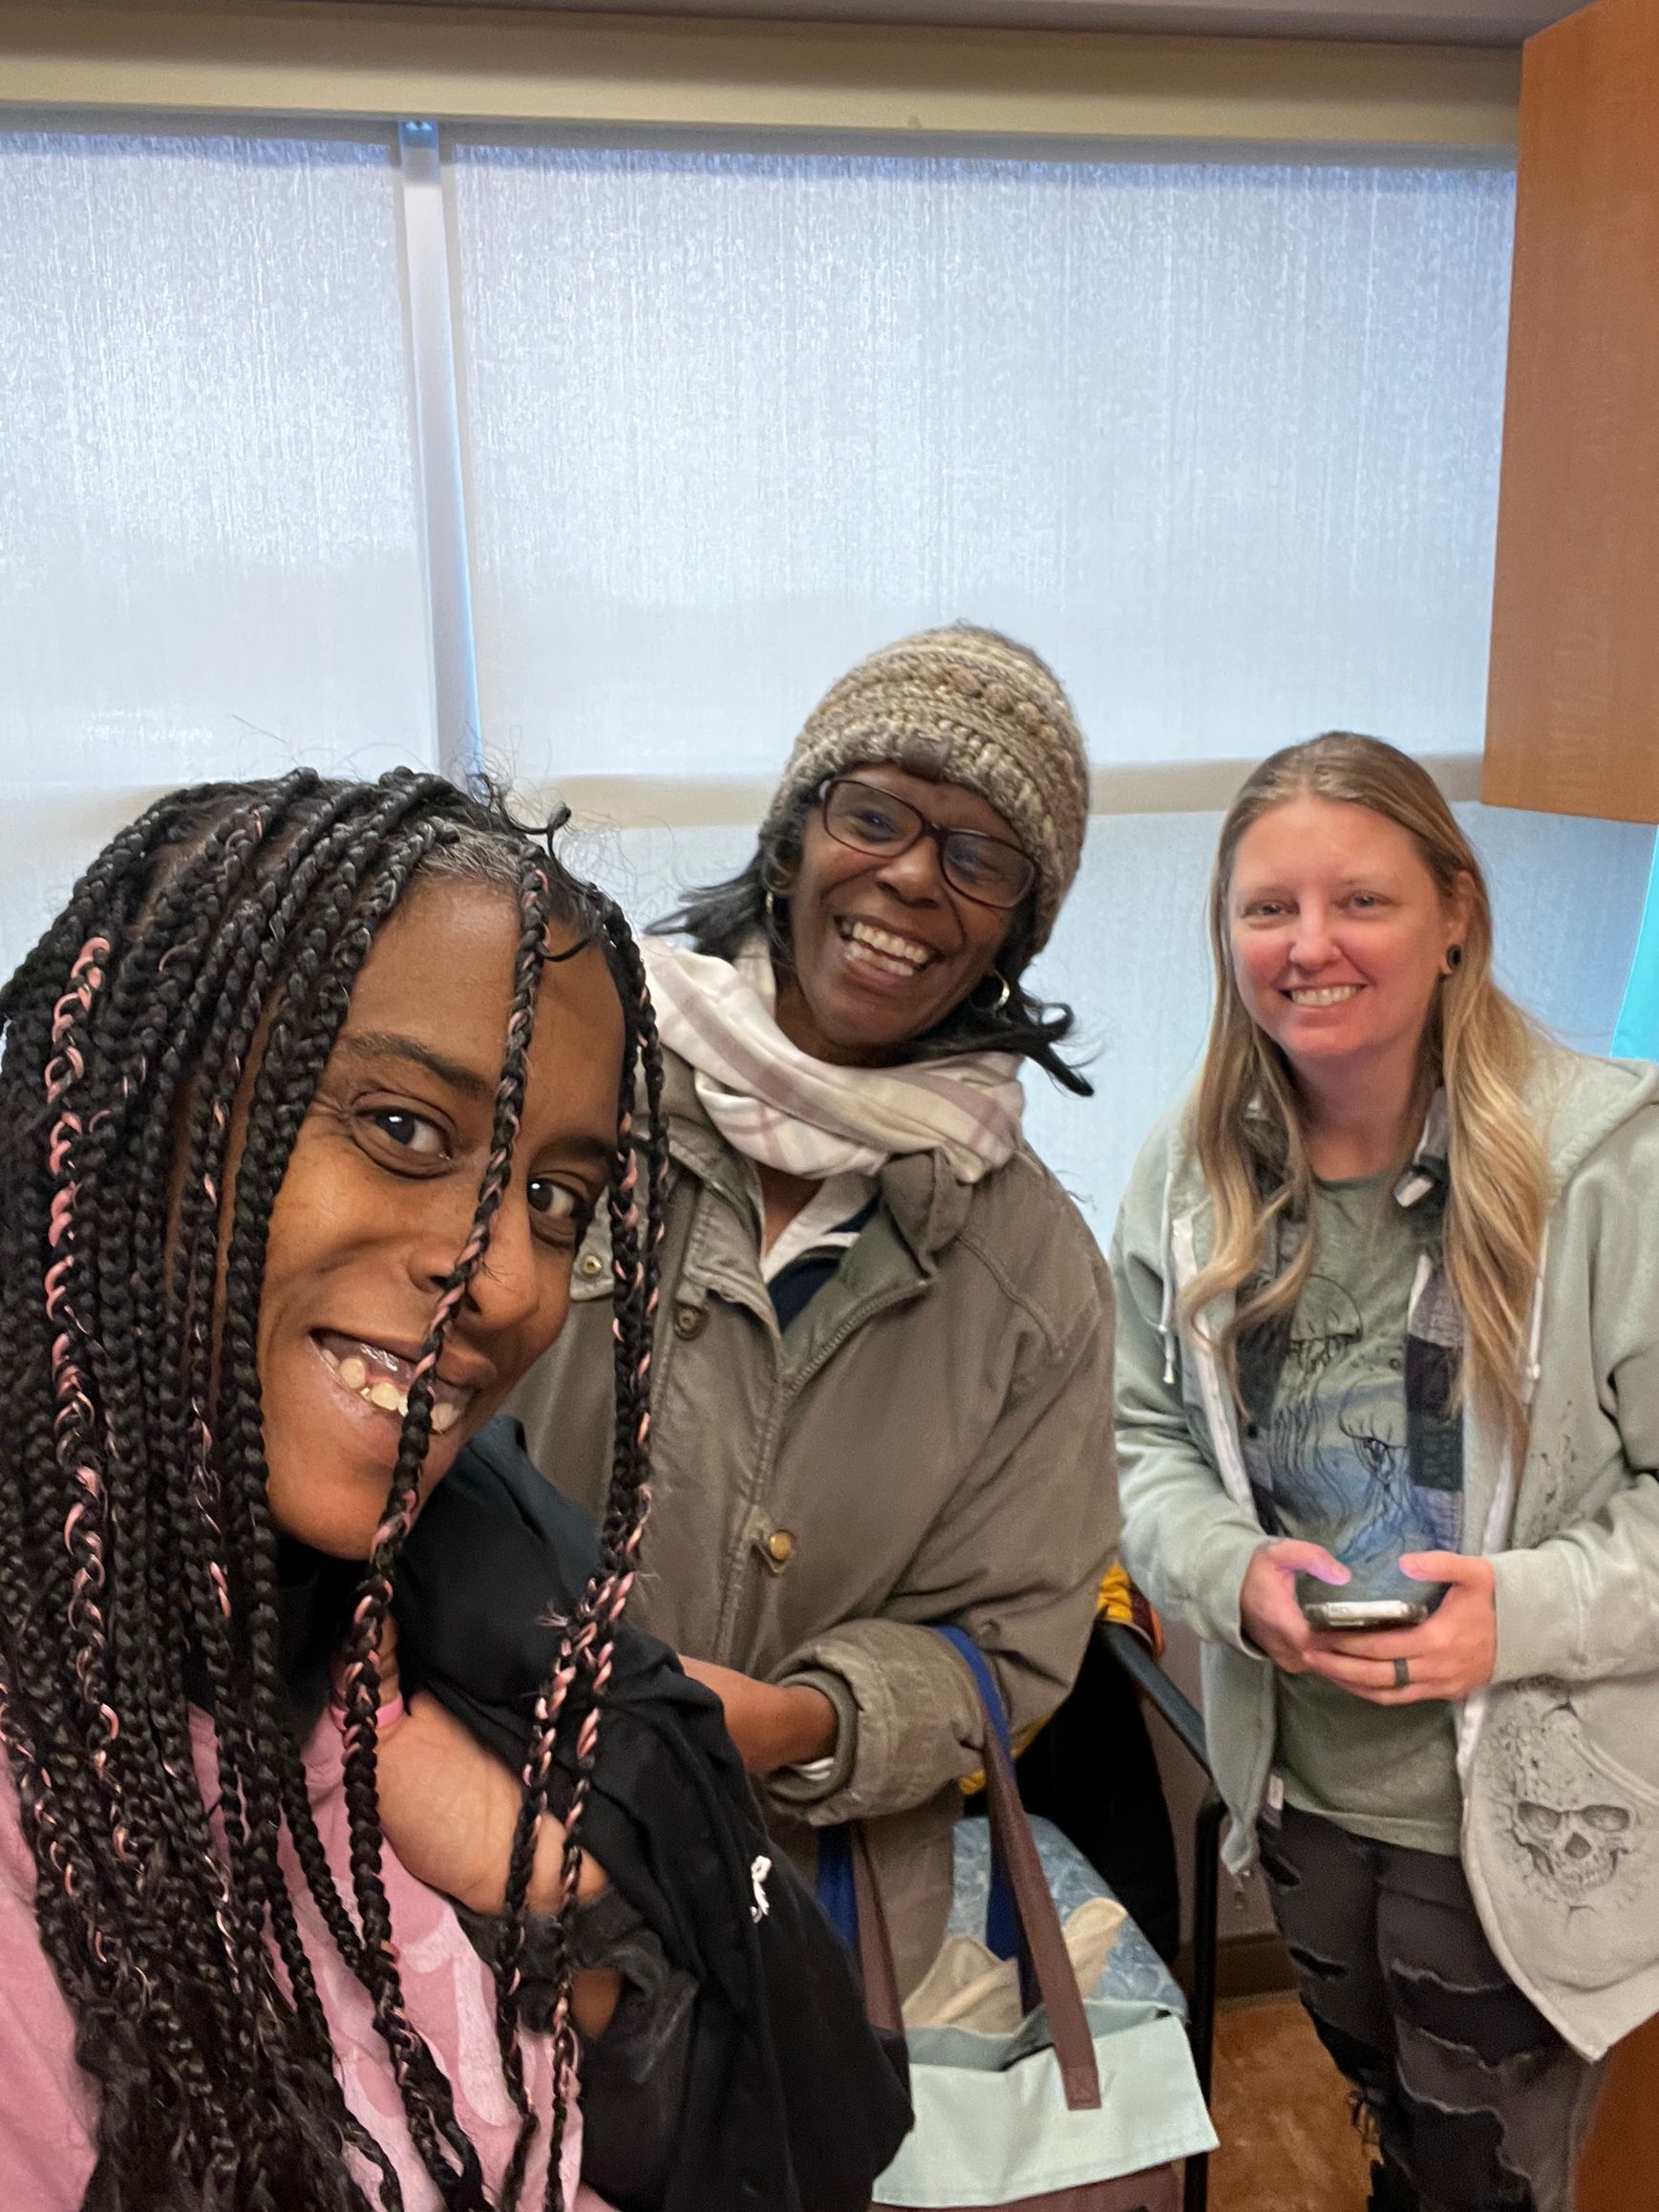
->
[1113,734,1659,2212]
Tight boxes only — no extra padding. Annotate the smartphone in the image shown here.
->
[1302,1596,1431,1631]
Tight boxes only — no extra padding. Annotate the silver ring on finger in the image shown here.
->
[1393,1658,1411,1691]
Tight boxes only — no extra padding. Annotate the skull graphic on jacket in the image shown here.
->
[1504,1699,1637,1901]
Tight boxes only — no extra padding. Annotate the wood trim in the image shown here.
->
[0,1,1521,149]
[1577,2014,1659,2212]
[1179,1927,1298,2004]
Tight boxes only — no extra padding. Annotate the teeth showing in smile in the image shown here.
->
[839,917,935,979]
[1288,986,1362,1008]
[319,1335,467,1433]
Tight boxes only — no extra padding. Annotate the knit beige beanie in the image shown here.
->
[762,625,1090,950]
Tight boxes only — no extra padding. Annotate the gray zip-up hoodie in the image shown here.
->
[1113,1047,1659,2061]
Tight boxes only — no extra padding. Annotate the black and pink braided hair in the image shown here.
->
[0,769,667,2211]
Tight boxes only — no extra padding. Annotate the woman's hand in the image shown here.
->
[677,1657,838,1775]
[1238,1540,1350,1672]
[1304,1552,1498,1704]
[355,1625,620,2035]
[343,1622,606,1917]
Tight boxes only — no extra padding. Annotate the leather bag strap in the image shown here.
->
[850,1820,904,2035]
[840,1630,1102,2112]
[974,1679,1101,2111]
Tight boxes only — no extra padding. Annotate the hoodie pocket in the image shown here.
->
[1469,1678,1659,1992]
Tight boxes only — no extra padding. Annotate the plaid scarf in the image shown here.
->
[641,933,1025,1184]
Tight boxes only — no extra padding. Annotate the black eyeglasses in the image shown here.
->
[817,777,1038,911]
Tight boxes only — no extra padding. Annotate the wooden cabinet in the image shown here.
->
[1482,0,1659,820]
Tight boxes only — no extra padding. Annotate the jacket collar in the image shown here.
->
[653,1048,974,1266]
[1392,1090,1449,1211]
[1233,1088,1450,1215]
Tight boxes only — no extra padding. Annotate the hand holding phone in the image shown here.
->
[1239,1539,1351,1673]
[1297,1551,1499,1706]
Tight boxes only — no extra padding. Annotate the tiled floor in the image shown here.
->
[1207,1995,1372,2212]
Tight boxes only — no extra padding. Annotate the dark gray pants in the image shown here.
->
[1259,1804,1603,2212]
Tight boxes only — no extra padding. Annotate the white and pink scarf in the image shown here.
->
[641,934,1024,1185]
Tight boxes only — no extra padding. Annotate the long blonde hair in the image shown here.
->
[1184,733,1551,1446]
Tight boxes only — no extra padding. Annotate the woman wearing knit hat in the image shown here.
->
[512,624,1121,1994]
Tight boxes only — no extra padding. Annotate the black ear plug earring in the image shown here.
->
[1444,945,1464,973]
[761,862,794,938]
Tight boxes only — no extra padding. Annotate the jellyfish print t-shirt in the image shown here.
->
[1242,1168,1464,1857]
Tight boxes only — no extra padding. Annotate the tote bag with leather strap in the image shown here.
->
[819,1627,1212,2212]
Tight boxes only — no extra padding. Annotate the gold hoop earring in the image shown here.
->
[973,970,1011,1016]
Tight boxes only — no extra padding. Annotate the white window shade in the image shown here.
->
[451,144,1516,786]
[453,134,1648,1234]
[0,125,435,976]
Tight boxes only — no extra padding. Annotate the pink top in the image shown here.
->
[0,1709,607,2211]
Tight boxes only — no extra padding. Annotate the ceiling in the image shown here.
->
[360,0,1580,45]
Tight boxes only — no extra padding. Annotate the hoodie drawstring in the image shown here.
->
[1158,1166,1178,1385]
[1523,1223,1549,1406]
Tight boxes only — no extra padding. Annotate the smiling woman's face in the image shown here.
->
[773,762,1022,1065]
[255,875,624,1559]
[1227,795,1468,1087]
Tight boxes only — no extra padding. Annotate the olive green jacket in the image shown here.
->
[510,1051,1118,1994]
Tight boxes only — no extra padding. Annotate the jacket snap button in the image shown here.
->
[577,1251,605,1280]
[673,1303,708,1340]
[764,1529,797,1565]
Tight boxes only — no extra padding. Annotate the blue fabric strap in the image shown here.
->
[816,1820,859,1949]
[814,1626,1021,1965]
[934,1626,1021,1962]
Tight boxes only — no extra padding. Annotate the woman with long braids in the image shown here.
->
[1115,735,1659,2212]
[511,625,1138,1993]
[0,771,906,2212]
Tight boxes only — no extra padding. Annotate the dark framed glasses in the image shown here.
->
[818,776,1038,912]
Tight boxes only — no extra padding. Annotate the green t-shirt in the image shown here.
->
[1252,1170,1464,1857]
